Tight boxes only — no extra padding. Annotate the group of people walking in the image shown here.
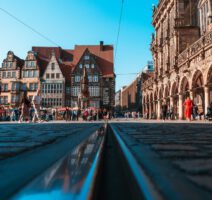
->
[160,97,212,121]
[18,89,41,123]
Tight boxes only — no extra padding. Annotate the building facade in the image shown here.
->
[0,42,115,109]
[70,42,115,109]
[142,0,212,119]
[41,52,66,108]
[120,62,154,112]
[0,51,24,106]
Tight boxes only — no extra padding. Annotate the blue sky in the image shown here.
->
[0,0,158,91]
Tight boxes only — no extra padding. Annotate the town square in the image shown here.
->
[0,0,212,200]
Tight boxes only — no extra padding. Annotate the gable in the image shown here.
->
[42,55,64,80]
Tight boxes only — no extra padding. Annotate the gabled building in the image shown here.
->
[0,51,24,106]
[22,51,44,100]
[40,51,71,108]
[70,42,115,109]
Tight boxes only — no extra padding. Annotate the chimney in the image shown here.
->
[100,41,104,51]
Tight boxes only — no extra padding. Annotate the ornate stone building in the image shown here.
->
[142,0,212,119]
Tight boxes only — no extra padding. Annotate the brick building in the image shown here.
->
[142,0,212,119]
[0,42,115,109]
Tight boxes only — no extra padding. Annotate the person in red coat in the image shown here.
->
[183,97,193,121]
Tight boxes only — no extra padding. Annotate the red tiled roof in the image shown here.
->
[72,45,114,77]
[32,43,114,78]
[58,63,73,82]
[36,56,49,77]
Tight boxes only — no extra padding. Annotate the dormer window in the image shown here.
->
[1,63,4,68]
[9,62,13,68]
[6,63,8,68]
[51,63,55,70]
[84,55,90,60]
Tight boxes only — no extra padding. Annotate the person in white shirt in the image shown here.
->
[32,89,41,123]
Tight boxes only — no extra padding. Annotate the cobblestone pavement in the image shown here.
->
[111,123,212,199]
[0,123,103,199]
[0,123,103,160]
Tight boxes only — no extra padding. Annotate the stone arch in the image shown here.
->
[192,70,204,111]
[192,70,204,89]
[164,85,170,98]
[180,76,190,96]
[171,82,178,97]
[207,65,212,86]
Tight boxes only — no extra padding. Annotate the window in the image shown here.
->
[2,63,4,68]
[2,84,8,91]
[66,87,71,94]
[21,83,27,91]
[84,55,90,60]
[88,75,92,82]
[28,70,33,78]
[7,72,11,78]
[31,62,35,67]
[93,75,98,82]
[33,70,38,77]
[4,96,8,104]
[91,64,95,68]
[46,73,50,79]
[12,72,16,78]
[23,71,28,78]
[25,61,29,68]
[51,63,55,70]
[3,72,6,78]
[29,83,38,91]
[12,83,20,91]
[85,64,89,68]
[6,63,8,68]
[51,73,55,79]
[89,86,100,97]
[79,64,82,68]
[75,75,81,82]
[56,73,60,79]
[72,86,81,96]
[10,62,13,68]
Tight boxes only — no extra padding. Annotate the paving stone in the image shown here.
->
[173,159,212,174]
[188,175,212,191]
[151,144,199,151]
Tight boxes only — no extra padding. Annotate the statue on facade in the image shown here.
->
[78,66,89,109]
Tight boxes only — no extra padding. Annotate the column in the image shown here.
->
[149,103,152,119]
[157,100,161,119]
[190,90,194,100]
[204,86,209,114]
[152,101,156,118]
[170,96,174,107]
[179,94,183,120]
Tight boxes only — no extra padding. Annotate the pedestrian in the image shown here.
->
[32,89,41,123]
[169,106,174,120]
[192,104,198,120]
[206,102,212,120]
[183,96,193,121]
[161,101,168,122]
[65,107,70,121]
[19,91,31,123]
